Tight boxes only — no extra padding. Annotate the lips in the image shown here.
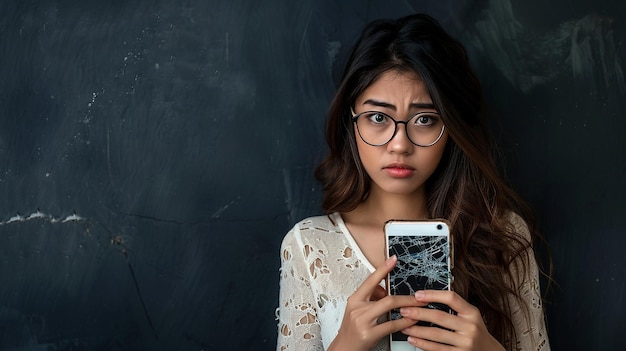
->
[383,162,415,178]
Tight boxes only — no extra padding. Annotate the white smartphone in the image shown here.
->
[384,219,454,351]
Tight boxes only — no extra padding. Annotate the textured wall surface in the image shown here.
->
[0,1,624,350]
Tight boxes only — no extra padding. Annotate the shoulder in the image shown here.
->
[295,214,340,231]
[281,213,342,248]
[501,211,541,285]
[504,211,532,242]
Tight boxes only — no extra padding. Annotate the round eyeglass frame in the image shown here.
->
[351,110,446,147]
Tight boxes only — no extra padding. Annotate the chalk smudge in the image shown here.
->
[0,211,86,225]
[469,0,625,97]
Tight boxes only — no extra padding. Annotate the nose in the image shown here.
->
[387,122,413,154]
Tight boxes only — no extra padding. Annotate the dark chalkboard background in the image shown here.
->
[1,1,624,350]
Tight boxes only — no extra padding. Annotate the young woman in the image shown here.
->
[276,14,550,351]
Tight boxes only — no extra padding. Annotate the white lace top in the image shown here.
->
[276,213,550,351]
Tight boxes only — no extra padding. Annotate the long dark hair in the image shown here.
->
[315,14,549,348]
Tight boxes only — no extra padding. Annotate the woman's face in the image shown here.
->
[352,70,448,199]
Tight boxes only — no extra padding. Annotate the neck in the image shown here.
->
[349,187,430,227]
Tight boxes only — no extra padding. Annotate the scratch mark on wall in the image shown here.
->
[225,31,230,67]
[282,168,293,224]
[210,197,240,219]
[0,210,87,225]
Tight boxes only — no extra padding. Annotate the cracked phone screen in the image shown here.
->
[388,234,452,341]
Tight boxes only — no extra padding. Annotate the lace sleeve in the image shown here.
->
[507,215,551,351]
[276,227,324,351]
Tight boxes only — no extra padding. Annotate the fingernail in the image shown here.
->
[400,307,408,316]
[386,255,396,267]
[415,291,425,300]
[407,336,416,345]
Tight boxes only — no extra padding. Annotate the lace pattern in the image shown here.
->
[507,214,551,351]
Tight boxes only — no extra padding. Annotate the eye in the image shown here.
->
[413,113,439,126]
[368,112,388,124]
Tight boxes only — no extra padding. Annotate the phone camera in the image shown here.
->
[437,224,443,230]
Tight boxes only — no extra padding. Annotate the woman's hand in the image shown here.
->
[399,290,505,351]
[327,256,423,351]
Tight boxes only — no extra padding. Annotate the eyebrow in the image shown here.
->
[362,99,435,111]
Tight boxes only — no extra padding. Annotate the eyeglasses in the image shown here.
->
[351,110,446,147]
